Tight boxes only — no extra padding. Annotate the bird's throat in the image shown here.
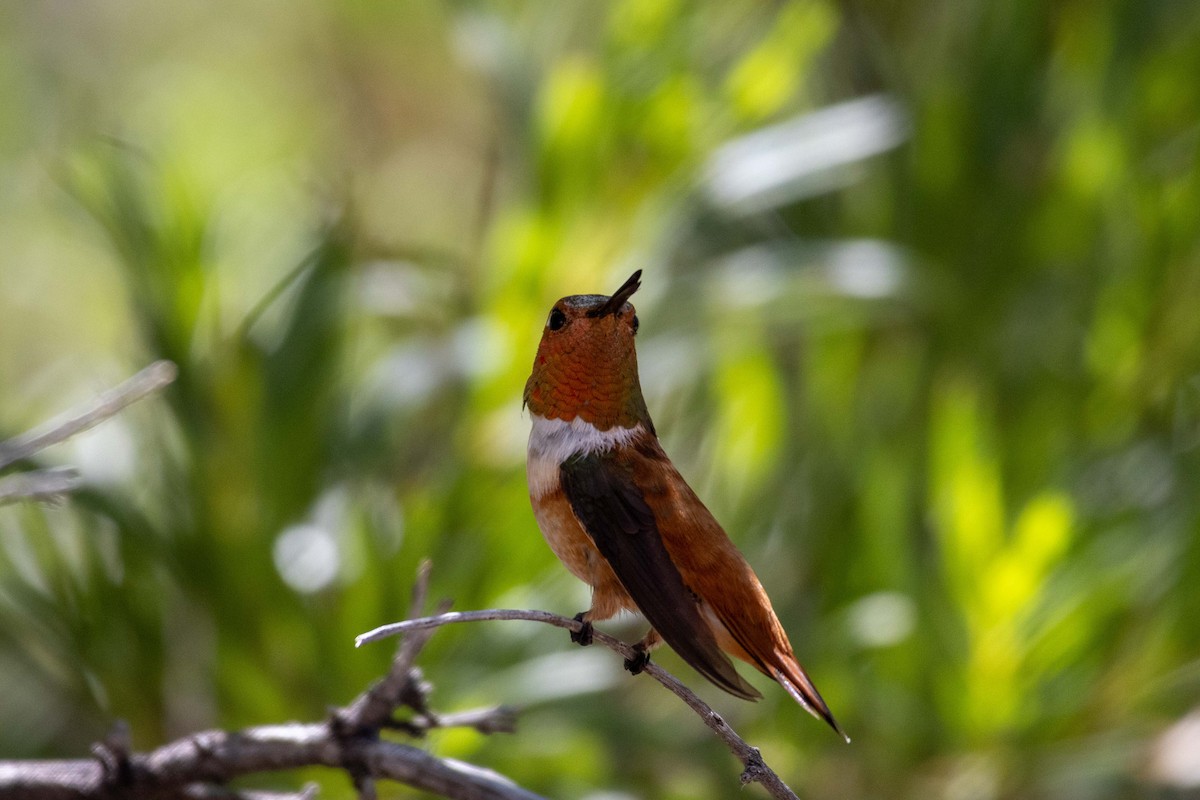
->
[527,414,646,500]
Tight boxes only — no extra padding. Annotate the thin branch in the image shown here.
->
[336,560,450,735]
[357,610,584,647]
[0,360,178,470]
[386,706,519,737]
[357,610,801,800]
[183,784,318,800]
[0,467,81,505]
[394,559,443,684]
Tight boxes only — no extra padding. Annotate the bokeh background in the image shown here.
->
[2,1,1200,798]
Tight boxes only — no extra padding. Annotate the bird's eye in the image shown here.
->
[631,315,639,335]
[548,308,567,331]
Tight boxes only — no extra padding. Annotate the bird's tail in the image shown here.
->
[772,660,850,743]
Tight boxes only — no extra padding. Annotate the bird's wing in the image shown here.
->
[613,439,780,669]
[627,439,846,735]
[559,449,761,700]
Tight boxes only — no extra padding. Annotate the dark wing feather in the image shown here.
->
[560,451,760,700]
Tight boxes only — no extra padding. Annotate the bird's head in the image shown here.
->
[524,270,650,431]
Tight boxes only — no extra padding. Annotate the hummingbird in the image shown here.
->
[524,270,847,740]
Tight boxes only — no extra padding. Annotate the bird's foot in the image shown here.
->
[624,647,651,675]
[570,612,593,647]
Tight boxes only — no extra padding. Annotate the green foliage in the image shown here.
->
[2,1,1200,798]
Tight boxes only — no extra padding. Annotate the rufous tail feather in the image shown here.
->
[772,665,850,743]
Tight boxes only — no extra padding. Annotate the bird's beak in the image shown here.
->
[589,269,643,318]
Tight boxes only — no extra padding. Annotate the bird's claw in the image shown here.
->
[624,648,651,675]
[570,612,593,646]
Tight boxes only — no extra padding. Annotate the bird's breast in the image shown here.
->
[527,413,646,611]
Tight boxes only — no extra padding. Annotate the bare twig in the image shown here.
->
[388,706,519,737]
[186,786,318,800]
[0,467,81,505]
[0,360,178,470]
[186,785,318,800]
[336,560,451,735]
[357,610,802,800]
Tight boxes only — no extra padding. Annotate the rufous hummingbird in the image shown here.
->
[524,270,847,740]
